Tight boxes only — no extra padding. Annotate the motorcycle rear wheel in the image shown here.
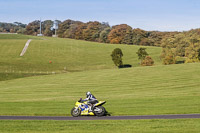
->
[71,107,81,117]
[93,106,105,117]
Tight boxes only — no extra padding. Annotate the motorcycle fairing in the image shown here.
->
[73,100,106,116]
[94,101,106,107]
[75,101,95,115]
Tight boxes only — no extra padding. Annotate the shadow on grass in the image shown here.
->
[105,110,111,116]
[176,60,185,64]
[118,64,132,69]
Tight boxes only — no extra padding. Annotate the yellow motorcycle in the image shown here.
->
[71,98,106,117]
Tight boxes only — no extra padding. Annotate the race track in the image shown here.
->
[0,114,200,120]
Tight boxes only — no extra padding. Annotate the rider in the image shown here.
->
[83,92,98,111]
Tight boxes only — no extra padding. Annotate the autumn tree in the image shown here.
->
[185,41,200,63]
[64,23,79,38]
[25,24,35,35]
[74,23,87,40]
[161,48,176,65]
[141,56,154,66]
[139,38,154,46]
[132,28,148,45]
[99,27,111,43]
[108,24,133,44]
[148,31,179,47]
[25,20,40,35]
[83,21,102,41]
[57,19,78,38]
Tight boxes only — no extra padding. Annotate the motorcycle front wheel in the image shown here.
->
[71,107,81,117]
[93,106,105,117]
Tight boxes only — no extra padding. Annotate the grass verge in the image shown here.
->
[0,119,200,133]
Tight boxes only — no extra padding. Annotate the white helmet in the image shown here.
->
[86,92,91,96]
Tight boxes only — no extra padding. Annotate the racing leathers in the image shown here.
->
[84,93,98,111]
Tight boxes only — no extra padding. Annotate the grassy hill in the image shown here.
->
[0,34,162,80]
[0,34,40,40]
[0,34,200,132]
[0,63,199,116]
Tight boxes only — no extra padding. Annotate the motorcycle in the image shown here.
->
[71,98,106,117]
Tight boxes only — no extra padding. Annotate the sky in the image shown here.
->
[1,0,200,31]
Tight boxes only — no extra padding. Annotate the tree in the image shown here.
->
[136,48,149,62]
[44,25,53,36]
[121,28,133,44]
[43,20,53,36]
[141,56,154,66]
[14,22,26,28]
[108,24,133,44]
[83,21,102,41]
[99,27,111,43]
[0,22,26,33]
[17,28,26,34]
[111,48,123,67]
[185,42,200,63]
[162,48,176,65]
[198,49,200,60]
[64,24,79,38]
[74,23,87,40]
[139,38,154,46]
[25,20,40,35]
[132,28,148,45]
[25,24,35,35]
[57,19,81,38]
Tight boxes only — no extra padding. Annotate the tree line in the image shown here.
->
[0,22,26,34]
[56,19,180,47]
[1,19,200,64]
[160,29,200,64]
[0,19,178,47]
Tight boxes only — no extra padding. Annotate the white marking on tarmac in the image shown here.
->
[20,39,32,56]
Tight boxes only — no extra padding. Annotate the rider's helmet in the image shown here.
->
[86,91,91,96]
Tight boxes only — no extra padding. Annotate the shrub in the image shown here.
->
[141,56,154,66]
[163,54,176,65]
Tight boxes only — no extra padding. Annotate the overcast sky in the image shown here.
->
[1,0,200,31]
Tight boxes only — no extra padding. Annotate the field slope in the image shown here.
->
[0,34,161,80]
[0,63,199,116]
[0,34,199,133]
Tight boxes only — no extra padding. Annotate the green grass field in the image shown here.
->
[0,119,200,133]
[0,63,199,116]
[0,34,199,132]
[0,34,161,80]
[0,34,41,40]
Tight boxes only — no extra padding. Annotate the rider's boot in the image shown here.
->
[91,105,94,111]
[88,104,92,112]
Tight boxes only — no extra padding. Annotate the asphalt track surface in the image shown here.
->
[0,114,200,121]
